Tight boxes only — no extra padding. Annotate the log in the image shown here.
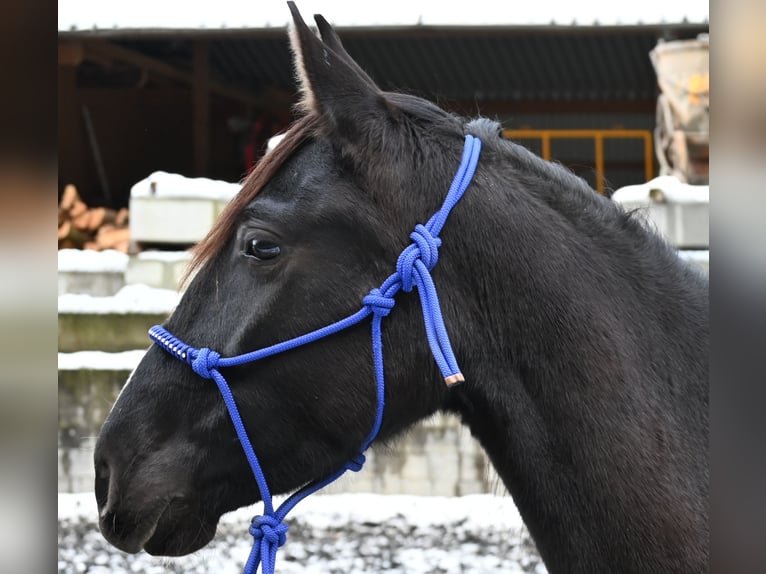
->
[59,184,80,211]
[59,184,88,219]
[115,207,129,226]
[58,220,90,247]
[93,225,131,250]
[58,239,77,249]
[68,198,88,219]
[72,206,120,232]
[111,238,131,253]
[58,206,69,227]
[57,188,131,251]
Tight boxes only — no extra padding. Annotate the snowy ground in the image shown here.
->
[59,492,545,574]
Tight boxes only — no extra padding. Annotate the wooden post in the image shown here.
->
[192,40,210,176]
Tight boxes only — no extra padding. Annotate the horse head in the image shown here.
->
[94,2,470,556]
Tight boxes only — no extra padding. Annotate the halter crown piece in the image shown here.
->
[148,134,482,574]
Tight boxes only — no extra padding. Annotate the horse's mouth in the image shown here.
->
[142,498,218,556]
[99,497,217,557]
[98,499,170,554]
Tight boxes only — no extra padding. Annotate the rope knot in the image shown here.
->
[345,453,366,472]
[249,515,288,548]
[396,224,442,291]
[362,289,395,317]
[191,347,221,379]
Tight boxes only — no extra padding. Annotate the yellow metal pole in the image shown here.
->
[644,131,654,182]
[542,133,551,161]
[594,135,605,194]
[500,129,655,189]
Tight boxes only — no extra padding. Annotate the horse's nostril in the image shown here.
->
[94,454,112,514]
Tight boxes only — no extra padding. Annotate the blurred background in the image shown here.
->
[57,0,710,210]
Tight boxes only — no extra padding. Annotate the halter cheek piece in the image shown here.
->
[149,134,482,574]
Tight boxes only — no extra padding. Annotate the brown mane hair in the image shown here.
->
[183,113,322,285]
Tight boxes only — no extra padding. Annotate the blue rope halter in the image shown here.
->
[148,134,482,574]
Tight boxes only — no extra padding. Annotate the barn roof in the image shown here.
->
[59,0,708,33]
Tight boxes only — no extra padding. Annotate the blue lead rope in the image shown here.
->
[148,134,482,574]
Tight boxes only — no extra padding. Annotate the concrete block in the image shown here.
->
[58,284,179,351]
[130,196,229,244]
[401,454,430,481]
[128,171,240,245]
[58,312,167,352]
[58,248,128,296]
[428,458,460,483]
[58,366,131,492]
[401,480,432,496]
[678,249,709,275]
[647,202,709,248]
[57,367,501,496]
[125,251,192,290]
[59,446,97,493]
[125,258,165,288]
[611,175,709,249]
[58,271,125,296]
[458,481,487,496]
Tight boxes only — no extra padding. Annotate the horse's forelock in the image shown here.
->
[182,114,322,285]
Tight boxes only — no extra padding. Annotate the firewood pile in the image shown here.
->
[58,184,131,252]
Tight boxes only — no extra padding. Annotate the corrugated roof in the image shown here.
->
[59,0,708,33]
[109,27,707,104]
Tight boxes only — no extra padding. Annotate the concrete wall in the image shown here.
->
[58,367,500,496]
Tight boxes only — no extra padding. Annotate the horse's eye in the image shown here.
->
[245,239,281,261]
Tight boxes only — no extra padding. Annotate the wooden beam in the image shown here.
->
[445,98,657,116]
[82,39,261,107]
[58,41,84,67]
[193,40,210,176]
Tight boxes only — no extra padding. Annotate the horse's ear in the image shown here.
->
[287,2,390,138]
[312,14,378,92]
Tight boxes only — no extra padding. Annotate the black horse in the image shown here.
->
[94,3,709,572]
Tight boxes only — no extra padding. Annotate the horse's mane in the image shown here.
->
[185,113,322,282]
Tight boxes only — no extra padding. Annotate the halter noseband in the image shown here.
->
[148,134,482,574]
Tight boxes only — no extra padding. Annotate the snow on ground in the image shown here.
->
[136,250,193,262]
[58,247,193,273]
[58,492,545,574]
[58,350,147,370]
[58,249,130,273]
[58,284,180,315]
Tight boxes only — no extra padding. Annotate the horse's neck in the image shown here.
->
[444,164,708,573]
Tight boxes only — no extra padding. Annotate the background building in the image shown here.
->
[58,1,709,210]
